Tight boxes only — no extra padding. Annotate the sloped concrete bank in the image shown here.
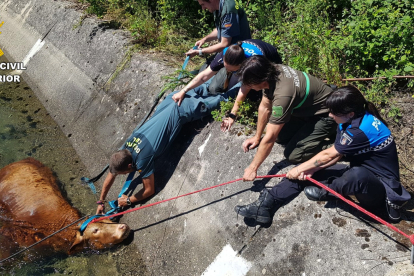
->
[1,0,414,275]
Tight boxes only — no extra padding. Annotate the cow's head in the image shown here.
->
[69,219,130,255]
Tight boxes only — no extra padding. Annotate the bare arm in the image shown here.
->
[242,96,272,152]
[186,29,219,58]
[231,84,250,115]
[118,174,155,206]
[172,66,216,106]
[243,123,285,181]
[201,36,232,55]
[187,35,232,58]
[96,172,117,214]
[286,146,343,180]
[220,84,250,132]
[196,29,218,46]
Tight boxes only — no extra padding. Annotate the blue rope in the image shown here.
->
[105,171,136,216]
[178,46,198,79]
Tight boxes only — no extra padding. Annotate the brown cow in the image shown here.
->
[0,158,130,262]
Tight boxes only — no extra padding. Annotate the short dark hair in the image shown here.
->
[109,149,133,174]
[326,85,387,126]
[224,41,245,66]
[238,55,280,86]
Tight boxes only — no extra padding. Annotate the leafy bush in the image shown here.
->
[211,98,259,128]
[79,0,414,109]
[80,0,212,51]
[334,0,414,76]
[242,0,343,84]
[80,0,413,77]
[160,69,196,94]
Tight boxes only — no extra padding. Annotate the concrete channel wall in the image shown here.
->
[1,0,413,275]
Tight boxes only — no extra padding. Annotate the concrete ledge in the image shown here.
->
[1,0,414,275]
[0,0,174,174]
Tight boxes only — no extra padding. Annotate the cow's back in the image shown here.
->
[0,158,79,224]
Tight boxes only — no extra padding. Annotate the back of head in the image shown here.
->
[109,149,133,174]
[238,55,280,86]
[326,85,387,126]
[224,41,245,66]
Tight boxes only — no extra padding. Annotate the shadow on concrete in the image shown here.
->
[251,159,291,192]
[153,118,213,194]
[131,188,251,233]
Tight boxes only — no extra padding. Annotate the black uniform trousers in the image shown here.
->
[268,164,386,208]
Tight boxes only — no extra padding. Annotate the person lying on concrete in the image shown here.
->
[238,55,337,172]
[235,85,410,223]
[173,39,282,117]
[186,0,251,60]
[96,85,239,215]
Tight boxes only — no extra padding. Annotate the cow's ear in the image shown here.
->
[68,231,85,255]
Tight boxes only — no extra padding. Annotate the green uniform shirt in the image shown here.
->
[263,65,333,125]
[214,0,251,43]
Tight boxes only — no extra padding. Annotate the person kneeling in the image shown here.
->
[235,86,410,224]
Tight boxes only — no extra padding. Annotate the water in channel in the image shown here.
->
[0,54,147,275]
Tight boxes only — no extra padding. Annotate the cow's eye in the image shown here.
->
[93,228,99,234]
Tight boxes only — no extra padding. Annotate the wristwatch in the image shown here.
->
[227,113,236,120]
[198,49,203,56]
[126,197,132,205]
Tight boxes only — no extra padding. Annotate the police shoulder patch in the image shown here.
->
[272,106,283,118]
[224,23,232,28]
[340,133,353,145]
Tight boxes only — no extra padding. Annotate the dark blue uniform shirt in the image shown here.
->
[334,112,410,204]
[125,102,182,178]
[210,39,282,72]
[334,112,399,180]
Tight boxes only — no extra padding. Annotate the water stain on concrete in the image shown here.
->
[332,217,346,227]
[270,242,310,275]
[355,229,371,238]
[314,213,322,219]
[361,244,369,249]
[395,244,409,252]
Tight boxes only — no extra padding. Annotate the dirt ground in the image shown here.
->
[383,92,413,186]
[370,89,414,250]
[385,91,414,202]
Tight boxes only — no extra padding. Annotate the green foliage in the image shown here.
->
[386,106,402,123]
[80,0,211,50]
[211,98,259,128]
[79,0,414,103]
[160,70,196,94]
[352,69,401,106]
[334,0,414,77]
[242,0,344,84]
[357,80,389,105]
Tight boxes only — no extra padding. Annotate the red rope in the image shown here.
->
[91,174,414,245]
[91,174,285,223]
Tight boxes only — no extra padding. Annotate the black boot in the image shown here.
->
[234,189,277,224]
[386,199,402,223]
[304,186,336,201]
